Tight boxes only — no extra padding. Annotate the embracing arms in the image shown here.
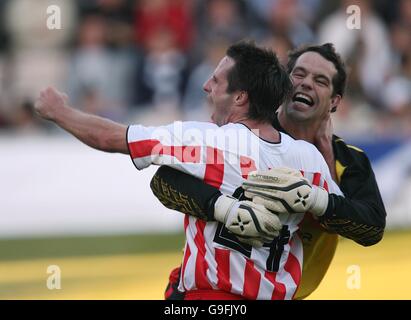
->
[152,162,385,246]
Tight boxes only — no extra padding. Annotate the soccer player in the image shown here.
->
[153,43,387,300]
[34,41,342,300]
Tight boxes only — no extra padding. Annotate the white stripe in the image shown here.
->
[203,223,218,289]
[132,154,208,181]
[278,271,297,300]
[249,247,271,300]
[257,273,275,300]
[276,244,297,300]
[132,154,180,169]
[282,234,303,300]
[179,216,199,291]
[228,251,247,296]
[132,155,152,170]
[290,233,304,263]
[254,245,289,300]
[178,241,189,291]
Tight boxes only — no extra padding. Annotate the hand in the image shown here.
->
[314,111,333,153]
[242,167,329,217]
[314,112,337,182]
[214,195,282,248]
[34,87,69,121]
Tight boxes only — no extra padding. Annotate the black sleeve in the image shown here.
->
[319,145,387,246]
[150,166,222,221]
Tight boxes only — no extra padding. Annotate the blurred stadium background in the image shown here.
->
[0,0,410,299]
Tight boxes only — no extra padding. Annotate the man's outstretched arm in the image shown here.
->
[34,87,128,154]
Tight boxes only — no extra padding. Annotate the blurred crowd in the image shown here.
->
[0,0,410,138]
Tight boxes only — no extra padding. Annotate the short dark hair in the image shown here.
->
[287,43,347,98]
[226,41,292,123]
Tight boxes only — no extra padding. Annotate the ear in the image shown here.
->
[330,94,342,113]
[234,91,248,106]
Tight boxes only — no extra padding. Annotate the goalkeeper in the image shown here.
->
[153,44,386,300]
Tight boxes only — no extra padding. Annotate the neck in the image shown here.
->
[277,108,320,143]
[235,117,280,143]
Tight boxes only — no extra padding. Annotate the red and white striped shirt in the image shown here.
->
[127,121,342,300]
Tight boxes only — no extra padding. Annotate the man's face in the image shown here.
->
[285,52,340,122]
[203,56,237,126]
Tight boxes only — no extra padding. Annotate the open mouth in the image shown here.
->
[292,92,314,107]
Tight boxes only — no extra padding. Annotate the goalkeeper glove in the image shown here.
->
[214,194,282,247]
[242,167,329,217]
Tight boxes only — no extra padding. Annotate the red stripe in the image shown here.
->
[164,266,181,299]
[215,248,232,292]
[242,259,261,299]
[184,215,189,231]
[164,284,174,299]
[264,271,286,300]
[298,170,306,228]
[240,156,256,179]
[128,140,201,163]
[181,243,191,291]
[170,145,202,163]
[194,220,212,289]
[312,172,321,186]
[181,202,191,291]
[185,289,244,300]
[284,252,301,289]
[128,139,160,158]
[204,147,224,189]
[323,179,329,192]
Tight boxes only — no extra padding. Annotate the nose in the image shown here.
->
[300,75,314,91]
[203,78,211,93]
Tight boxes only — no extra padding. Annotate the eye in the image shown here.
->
[293,72,304,79]
[316,78,328,87]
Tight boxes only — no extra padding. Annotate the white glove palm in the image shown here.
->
[242,167,329,217]
[214,195,282,248]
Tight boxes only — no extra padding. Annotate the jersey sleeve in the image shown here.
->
[150,166,222,221]
[126,121,208,179]
[319,140,387,246]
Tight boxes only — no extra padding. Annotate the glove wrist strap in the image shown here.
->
[309,186,329,216]
[214,195,238,224]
